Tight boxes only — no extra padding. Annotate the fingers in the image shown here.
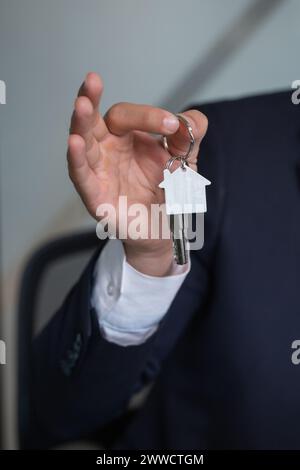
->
[104,102,180,136]
[167,110,208,164]
[77,72,109,141]
[70,73,109,145]
[70,96,95,150]
[78,72,103,109]
[67,134,101,218]
[67,134,91,185]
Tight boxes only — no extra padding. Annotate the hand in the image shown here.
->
[67,73,208,275]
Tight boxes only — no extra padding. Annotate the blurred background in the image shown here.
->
[0,0,298,449]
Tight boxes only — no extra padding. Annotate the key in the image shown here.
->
[159,163,211,265]
[159,114,211,265]
[169,213,188,265]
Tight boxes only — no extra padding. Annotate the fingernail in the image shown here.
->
[163,115,179,132]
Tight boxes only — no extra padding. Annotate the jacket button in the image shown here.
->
[73,333,82,352]
[60,333,83,376]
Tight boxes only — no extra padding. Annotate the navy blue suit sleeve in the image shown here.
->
[31,247,161,447]
[31,102,225,449]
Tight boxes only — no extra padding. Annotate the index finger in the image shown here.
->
[77,72,103,110]
[74,72,109,141]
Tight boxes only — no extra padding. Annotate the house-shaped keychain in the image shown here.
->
[159,166,211,215]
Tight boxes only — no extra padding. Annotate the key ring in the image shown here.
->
[162,113,195,161]
[166,156,189,171]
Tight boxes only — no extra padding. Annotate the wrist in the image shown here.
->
[123,240,174,277]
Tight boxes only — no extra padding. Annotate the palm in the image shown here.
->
[87,130,170,217]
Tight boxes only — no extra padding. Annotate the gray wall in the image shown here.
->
[0,0,299,449]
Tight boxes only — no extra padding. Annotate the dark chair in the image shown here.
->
[17,230,101,449]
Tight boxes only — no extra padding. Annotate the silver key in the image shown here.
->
[160,114,201,265]
[169,213,188,265]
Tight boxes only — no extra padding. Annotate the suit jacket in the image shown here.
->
[32,90,300,449]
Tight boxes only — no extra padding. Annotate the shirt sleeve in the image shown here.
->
[91,239,190,346]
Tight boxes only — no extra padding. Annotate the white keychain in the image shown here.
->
[159,114,211,264]
[159,165,211,215]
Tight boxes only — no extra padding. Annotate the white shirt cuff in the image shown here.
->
[91,239,190,346]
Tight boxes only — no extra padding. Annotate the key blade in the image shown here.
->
[172,236,188,265]
[169,214,188,265]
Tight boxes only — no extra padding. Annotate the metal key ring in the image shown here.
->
[166,156,189,171]
[162,113,195,161]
